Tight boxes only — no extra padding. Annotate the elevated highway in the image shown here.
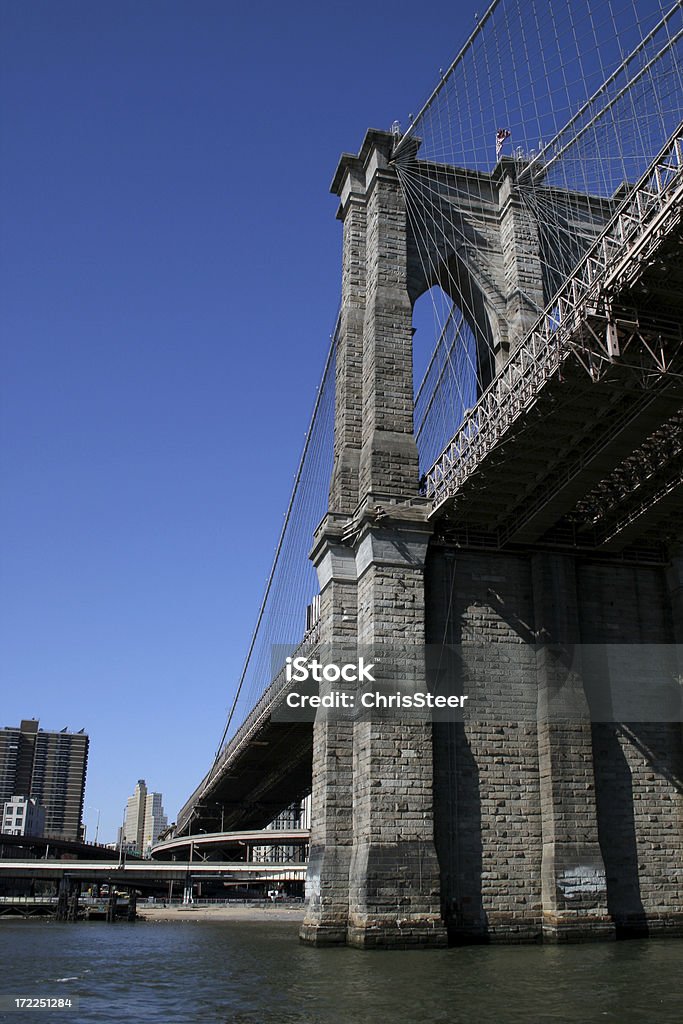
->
[0,859,306,885]
[152,829,309,861]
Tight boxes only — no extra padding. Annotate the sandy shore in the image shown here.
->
[138,903,305,923]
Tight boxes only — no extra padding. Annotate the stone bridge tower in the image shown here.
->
[300,129,683,948]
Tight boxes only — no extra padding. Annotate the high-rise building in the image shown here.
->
[121,779,167,857]
[0,720,88,841]
[141,789,167,855]
[123,778,147,854]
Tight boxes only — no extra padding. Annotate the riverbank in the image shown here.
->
[137,902,305,923]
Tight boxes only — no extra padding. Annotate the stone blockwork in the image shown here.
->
[427,548,544,942]
[301,510,448,948]
[348,523,445,948]
[299,523,356,946]
[300,516,357,946]
[532,554,613,942]
[329,170,366,516]
[578,563,683,938]
[427,544,683,943]
[301,130,447,949]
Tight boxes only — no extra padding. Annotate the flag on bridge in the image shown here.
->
[496,128,511,159]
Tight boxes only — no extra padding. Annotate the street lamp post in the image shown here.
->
[86,807,101,845]
[117,811,126,868]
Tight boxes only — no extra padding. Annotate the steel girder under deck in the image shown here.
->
[426,124,683,554]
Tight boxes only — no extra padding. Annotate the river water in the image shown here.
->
[0,919,681,1023]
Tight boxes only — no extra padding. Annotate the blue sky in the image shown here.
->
[0,0,484,842]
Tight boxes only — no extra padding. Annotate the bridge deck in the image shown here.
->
[175,635,318,836]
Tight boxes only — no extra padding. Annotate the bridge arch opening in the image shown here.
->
[412,285,481,474]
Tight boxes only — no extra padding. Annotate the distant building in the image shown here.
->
[123,779,147,854]
[253,795,311,863]
[114,832,139,856]
[0,720,88,842]
[121,780,168,857]
[2,795,46,837]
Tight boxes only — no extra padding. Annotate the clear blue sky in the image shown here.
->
[0,0,482,842]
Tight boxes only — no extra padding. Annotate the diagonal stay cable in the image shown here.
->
[205,322,338,787]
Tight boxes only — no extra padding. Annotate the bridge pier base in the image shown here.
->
[343,519,447,950]
[299,844,352,946]
[299,713,353,946]
[533,554,614,943]
[300,522,356,946]
[346,836,446,949]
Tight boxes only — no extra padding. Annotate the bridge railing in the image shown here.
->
[425,122,683,511]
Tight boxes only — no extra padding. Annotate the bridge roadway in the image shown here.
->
[175,639,317,836]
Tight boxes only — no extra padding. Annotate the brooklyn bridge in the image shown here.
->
[167,0,683,947]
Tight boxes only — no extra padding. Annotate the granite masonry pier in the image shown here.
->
[299,129,683,949]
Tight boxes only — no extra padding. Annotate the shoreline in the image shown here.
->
[137,902,306,923]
